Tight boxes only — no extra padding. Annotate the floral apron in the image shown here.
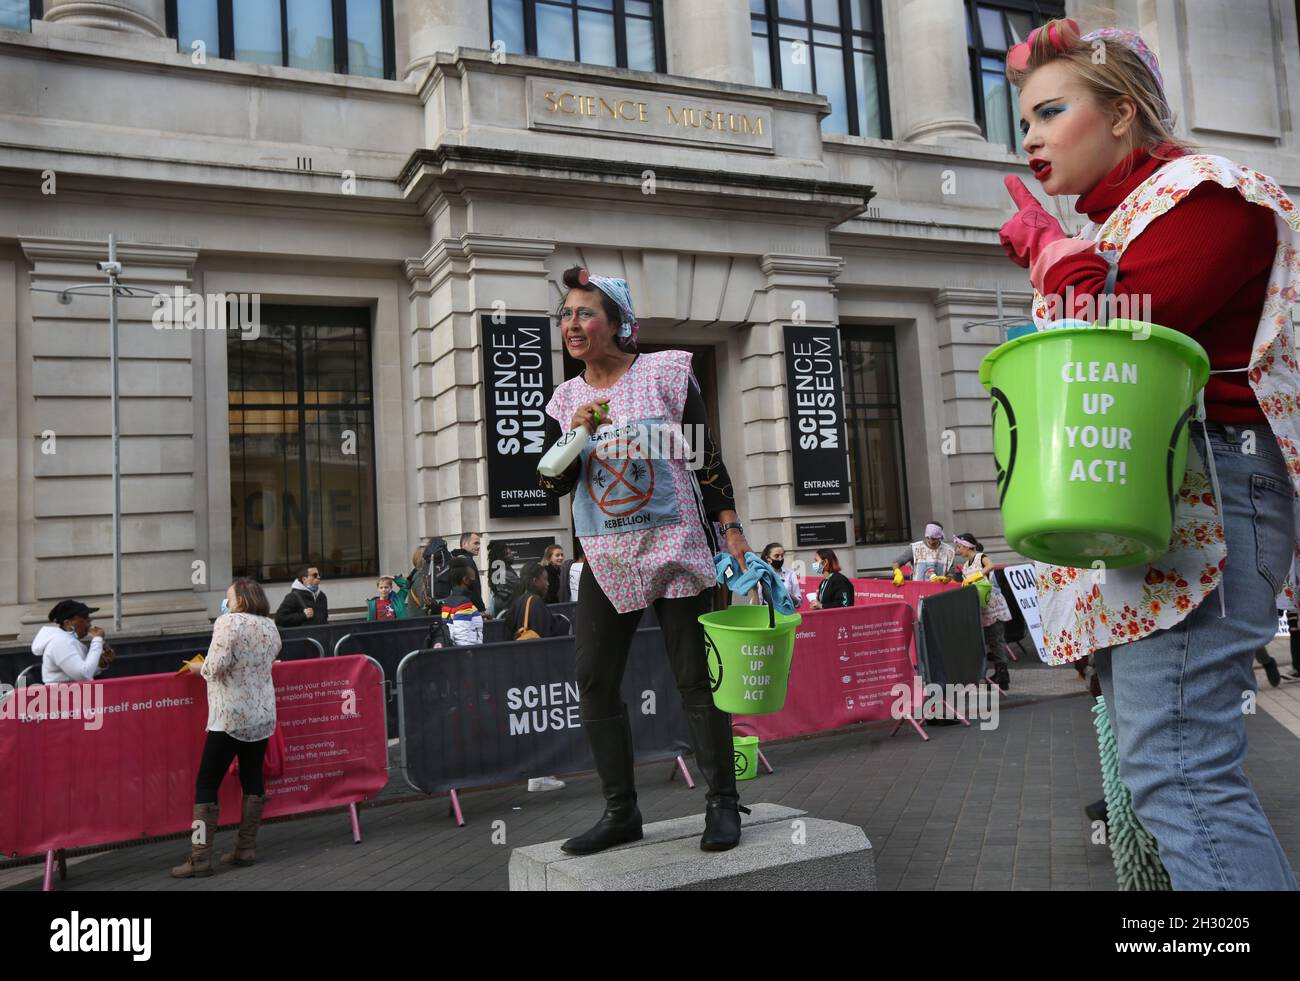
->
[910,540,956,581]
[545,350,716,614]
[1027,154,1300,664]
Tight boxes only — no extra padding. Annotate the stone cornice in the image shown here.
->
[398,144,875,221]
[20,236,199,269]
[760,253,846,282]
[426,47,830,114]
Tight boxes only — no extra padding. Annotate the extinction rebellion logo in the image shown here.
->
[586,435,656,527]
[705,634,723,692]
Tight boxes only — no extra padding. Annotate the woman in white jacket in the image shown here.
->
[32,600,114,684]
[171,578,282,878]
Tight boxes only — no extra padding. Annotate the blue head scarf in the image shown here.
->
[565,268,639,348]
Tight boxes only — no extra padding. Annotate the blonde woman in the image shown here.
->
[1001,18,1300,889]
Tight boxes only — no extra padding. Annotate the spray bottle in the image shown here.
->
[538,400,608,478]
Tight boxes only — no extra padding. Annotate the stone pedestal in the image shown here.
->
[509,803,876,891]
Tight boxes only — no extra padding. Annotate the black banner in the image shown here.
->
[783,325,850,504]
[795,521,847,547]
[397,627,689,794]
[915,585,985,687]
[481,313,559,518]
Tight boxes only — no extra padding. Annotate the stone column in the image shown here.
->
[399,0,490,81]
[405,234,556,545]
[41,0,166,36]
[742,254,849,567]
[933,287,1032,559]
[663,0,754,85]
[18,238,208,633]
[887,0,984,144]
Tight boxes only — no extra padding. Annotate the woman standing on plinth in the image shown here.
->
[539,266,751,854]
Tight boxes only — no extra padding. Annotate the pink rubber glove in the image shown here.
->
[999,175,1067,269]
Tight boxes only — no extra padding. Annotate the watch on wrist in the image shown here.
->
[720,522,744,536]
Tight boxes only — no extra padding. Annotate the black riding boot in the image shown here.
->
[561,710,643,855]
[685,703,749,852]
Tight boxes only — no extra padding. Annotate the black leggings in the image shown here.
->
[194,730,268,804]
[574,561,716,720]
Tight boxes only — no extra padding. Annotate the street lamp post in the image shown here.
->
[34,234,170,631]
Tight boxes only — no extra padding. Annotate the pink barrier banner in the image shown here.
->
[735,603,916,741]
[798,576,958,610]
[0,655,387,858]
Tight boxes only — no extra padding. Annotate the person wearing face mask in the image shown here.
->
[1000,18,1300,891]
[274,566,329,627]
[756,543,802,609]
[808,549,854,610]
[33,600,116,683]
[890,523,957,585]
[174,578,282,877]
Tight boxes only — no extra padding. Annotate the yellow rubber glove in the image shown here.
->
[892,568,904,587]
[962,572,985,586]
[929,575,952,584]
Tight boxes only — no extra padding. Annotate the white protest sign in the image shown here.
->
[1003,563,1049,663]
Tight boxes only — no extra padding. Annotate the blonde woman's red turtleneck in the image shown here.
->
[1042,144,1277,423]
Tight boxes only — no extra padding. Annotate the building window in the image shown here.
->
[165,0,395,79]
[490,0,665,72]
[841,326,909,546]
[1,0,41,31]
[966,0,1064,154]
[229,306,378,582]
[750,0,889,138]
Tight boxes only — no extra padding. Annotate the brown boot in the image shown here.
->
[220,795,265,867]
[170,802,219,878]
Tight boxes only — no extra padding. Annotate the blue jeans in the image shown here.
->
[1094,424,1299,890]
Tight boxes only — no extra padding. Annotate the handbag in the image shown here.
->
[227,724,286,780]
[515,596,541,641]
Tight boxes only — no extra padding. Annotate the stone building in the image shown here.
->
[0,0,1296,634]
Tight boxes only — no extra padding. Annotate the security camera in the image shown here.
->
[97,261,122,275]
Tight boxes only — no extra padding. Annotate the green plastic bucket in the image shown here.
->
[732,735,759,781]
[973,578,992,607]
[699,602,801,714]
[979,319,1210,568]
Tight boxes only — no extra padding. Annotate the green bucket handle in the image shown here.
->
[723,563,776,628]
[757,578,776,629]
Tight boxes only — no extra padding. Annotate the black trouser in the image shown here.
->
[194,730,268,804]
[983,620,1008,671]
[574,562,715,720]
[1291,611,1300,673]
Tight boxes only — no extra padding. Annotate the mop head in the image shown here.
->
[1092,695,1171,891]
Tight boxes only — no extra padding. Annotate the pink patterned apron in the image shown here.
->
[1026,154,1300,664]
[546,351,716,614]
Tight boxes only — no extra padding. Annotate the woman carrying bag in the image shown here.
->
[506,562,566,639]
[1000,18,1300,889]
